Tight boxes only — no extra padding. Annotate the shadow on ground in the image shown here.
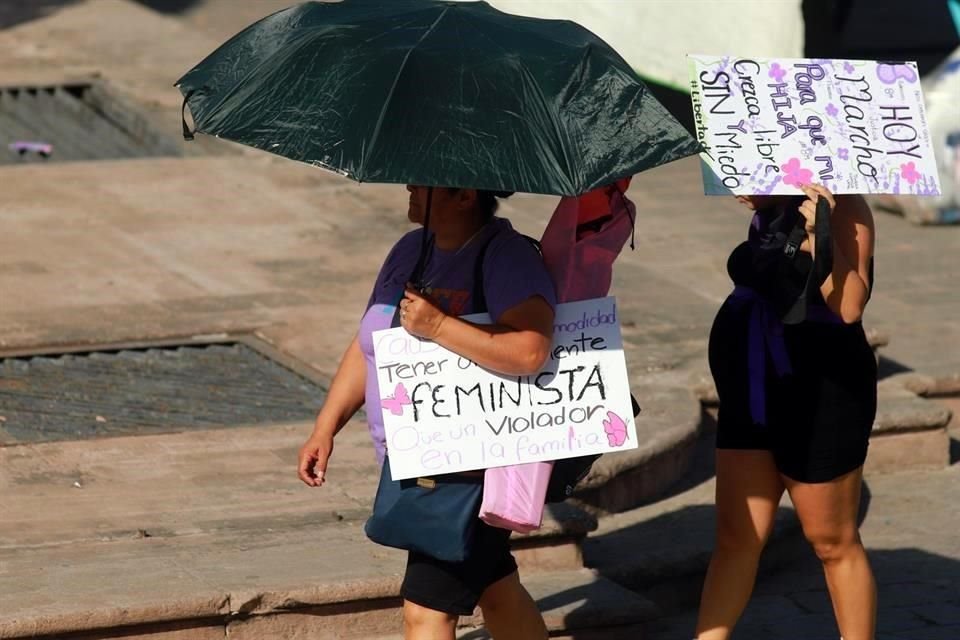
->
[0,0,203,30]
[878,355,914,380]
[526,512,958,639]
[506,421,882,638]
[134,0,203,11]
[0,0,75,30]
[647,546,960,640]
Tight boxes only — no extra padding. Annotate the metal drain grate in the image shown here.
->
[0,343,326,444]
[1,83,182,164]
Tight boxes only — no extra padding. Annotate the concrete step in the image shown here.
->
[691,366,954,475]
[367,570,657,640]
[569,381,703,515]
[866,376,954,474]
[869,193,960,226]
[0,424,604,640]
[0,422,594,567]
[514,501,598,571]
[0,550,655,640]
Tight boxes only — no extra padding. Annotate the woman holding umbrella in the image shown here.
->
[176,2,700,637]
[298,184,556,638]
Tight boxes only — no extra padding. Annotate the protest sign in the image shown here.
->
[372,297,637,480]
[688,55,941,196]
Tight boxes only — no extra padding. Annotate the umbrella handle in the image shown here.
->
[410,187,434,289]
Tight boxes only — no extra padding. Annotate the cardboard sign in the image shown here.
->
[689,55,941,196]
[372,297,637,480]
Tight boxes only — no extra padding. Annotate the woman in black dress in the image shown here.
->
[696,184,877,640]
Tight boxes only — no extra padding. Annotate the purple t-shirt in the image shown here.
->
[358,217,557,463]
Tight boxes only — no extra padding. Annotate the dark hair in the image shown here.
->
[442,188,514,220]
[477,189,514,220]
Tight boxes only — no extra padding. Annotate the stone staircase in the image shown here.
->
[0,406,687,640]
[2,332,954,639]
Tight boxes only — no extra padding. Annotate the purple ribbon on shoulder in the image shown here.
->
[728,285,840,426]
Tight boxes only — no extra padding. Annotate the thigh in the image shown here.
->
[714,449,786,546]
[782,466,863,539]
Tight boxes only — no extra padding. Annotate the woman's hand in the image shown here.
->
[298,432,334,487]
[296,336,366,487]
[795,187,875,324]
[797,183,837,233]
[399,285,448,339]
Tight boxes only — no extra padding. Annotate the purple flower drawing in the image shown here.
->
[826,103,839,118]
[781,158,813,186]
[900,162,922,184]
[877,63,918,85]
[838,148,849,160]
[768,62,787,83]
[843,61,856,74]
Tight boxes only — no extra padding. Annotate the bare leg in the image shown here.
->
[403,600,457,640]
[478,571,548,640]
[695,449,786,640]
[784,467,876,640]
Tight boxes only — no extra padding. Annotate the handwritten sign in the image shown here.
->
[688,55,941,196]
[372,297,637,480]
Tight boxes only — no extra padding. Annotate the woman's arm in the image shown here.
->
[798,185,875,323]
[297,335,366,486]
[399,287,554,376]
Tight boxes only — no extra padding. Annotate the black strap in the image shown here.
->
[472,233,541,316]
[782,197,833,324]
[811,197,833,287]
[470,229,502,315]
[783,218,807,260]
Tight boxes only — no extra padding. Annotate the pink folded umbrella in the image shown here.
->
[480,179,635,532]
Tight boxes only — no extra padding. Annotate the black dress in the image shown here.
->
[709,203,877,483]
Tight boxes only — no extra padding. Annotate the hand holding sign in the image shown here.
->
[400,285,447,339]
[797,183,837,233]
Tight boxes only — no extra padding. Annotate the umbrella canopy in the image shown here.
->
[175,0,699,196]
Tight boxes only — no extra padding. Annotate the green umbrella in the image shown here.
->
[175,0,698,196]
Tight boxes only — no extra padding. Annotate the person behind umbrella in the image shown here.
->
[695,184,877,640]
[298,185,556,640]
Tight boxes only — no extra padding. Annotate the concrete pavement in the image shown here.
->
[647,455,960,640]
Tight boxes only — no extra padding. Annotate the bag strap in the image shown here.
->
[782,198,834,324]
[471,230,542,315]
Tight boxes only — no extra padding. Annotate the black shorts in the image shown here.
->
[709,301,877,483]
[400,520,517,616]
